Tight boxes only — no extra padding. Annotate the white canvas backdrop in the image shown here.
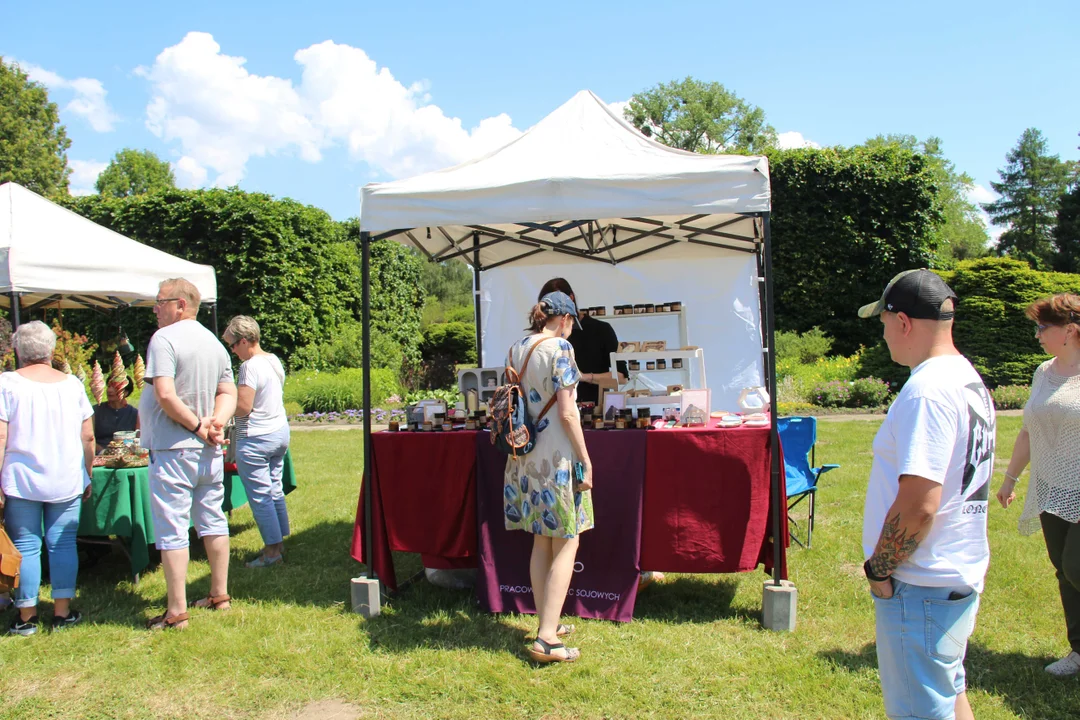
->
[479,243,764,412]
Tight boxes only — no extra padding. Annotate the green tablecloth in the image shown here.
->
[78,450,297,577]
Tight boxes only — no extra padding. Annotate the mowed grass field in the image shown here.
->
[1,417,1077,720]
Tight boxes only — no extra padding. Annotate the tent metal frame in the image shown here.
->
[359,210,783,595]
[7,291,219,367]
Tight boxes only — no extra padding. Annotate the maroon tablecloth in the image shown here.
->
[475,431,646,622]
[642,422,787,577]
[352,422,787,598]
[350,431,478,591]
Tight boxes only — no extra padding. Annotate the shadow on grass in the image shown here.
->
[364,584,528,656]
[631,575,745,624]
[820,641,1080,719]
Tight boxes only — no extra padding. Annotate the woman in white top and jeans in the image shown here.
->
[0,321,95,635]
[223,316,290,568]
[997,293,1080,676]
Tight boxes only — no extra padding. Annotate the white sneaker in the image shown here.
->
[1045,651,1080,677]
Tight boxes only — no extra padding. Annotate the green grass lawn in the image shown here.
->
[1,418,1077,719]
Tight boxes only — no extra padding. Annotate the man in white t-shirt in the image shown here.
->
[139,278,236,630]
[858,269,995,720]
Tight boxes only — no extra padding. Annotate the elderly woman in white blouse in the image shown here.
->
[0,322,95,636]
[223,316,290,568]
[997,293,1080,676]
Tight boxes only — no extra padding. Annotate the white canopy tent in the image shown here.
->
[0,182,218,316]
[356,90,785,591]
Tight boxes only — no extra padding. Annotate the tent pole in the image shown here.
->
[472,232,482,366]
[9,292,20,330]
[761,213,782,586]
[361,231,376,582]
[9,293,20,368]
[211,303,219,336]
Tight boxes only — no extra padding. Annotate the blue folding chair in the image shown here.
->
[777,416,840,548]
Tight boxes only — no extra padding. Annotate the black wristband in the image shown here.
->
[863,559,891,582]
[191,418,201,434]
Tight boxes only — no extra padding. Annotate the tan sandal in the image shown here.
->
[146,611,189,630]
[528,637,580,663]
[192,594,231,610]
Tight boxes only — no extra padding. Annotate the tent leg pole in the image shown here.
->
[9,293,20,369]
[356,229,380,616]
[762,212,783,586]
[10,292,20,329]
[211,303,219,336]
[472,232,482,366]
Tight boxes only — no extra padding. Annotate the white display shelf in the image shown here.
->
[601,306,688,348]
[626,393,684,406]
[609,347,706,390]
[611,349,700,361]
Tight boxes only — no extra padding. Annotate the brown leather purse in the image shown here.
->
[0,512,22,592]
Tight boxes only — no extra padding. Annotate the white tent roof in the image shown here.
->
[360,90,770,268]
[0,182,217,310]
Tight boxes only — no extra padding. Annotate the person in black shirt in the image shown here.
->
[93,377,139,453]
[537,278,627,405]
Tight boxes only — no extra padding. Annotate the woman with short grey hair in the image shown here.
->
[1,321,95,635]
[223,316,290,567]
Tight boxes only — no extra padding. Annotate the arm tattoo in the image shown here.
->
[868,511,923,578]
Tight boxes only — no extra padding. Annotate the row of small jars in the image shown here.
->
[627,358,683,372]
[581,301,682,317]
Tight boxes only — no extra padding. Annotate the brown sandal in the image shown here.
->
[192,594,231,610]
[146,611,189,630]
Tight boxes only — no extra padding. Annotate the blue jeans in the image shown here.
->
[235,425,291,547]
[873,579,981,720]
[3,496,82,609]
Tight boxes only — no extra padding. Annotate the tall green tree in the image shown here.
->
[864,134,988,266]
[95,148,176,197]
[1054,183,1080,273]
[624,77,776,154]
[0,57,71,195]
[982,128,1074,269]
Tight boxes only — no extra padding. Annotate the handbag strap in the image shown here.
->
[511,336,562,423]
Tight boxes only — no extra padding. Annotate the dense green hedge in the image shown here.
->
[768,146,941,355]
[60,190,424,367]
[857,257,1080,388]
[283,368,400,413]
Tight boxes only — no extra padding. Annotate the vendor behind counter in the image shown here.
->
[93,377,138,452]
[538,278,627,405]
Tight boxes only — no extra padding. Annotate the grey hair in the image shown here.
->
[224,315,261,345]
[12,321,57,364]
[159,277,201,309]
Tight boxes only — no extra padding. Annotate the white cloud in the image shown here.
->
[968,183,1006,244]
[68,159,107,195]
[18,61,119,132]
[776,131,821,150]
[607,100,629,119]
[137,32,523,187]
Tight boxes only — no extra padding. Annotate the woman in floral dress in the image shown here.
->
[504,291,594,663]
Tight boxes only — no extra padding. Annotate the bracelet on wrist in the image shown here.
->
[1004,472,1020,483]
[863,559,891,583]
[191,418,201,434]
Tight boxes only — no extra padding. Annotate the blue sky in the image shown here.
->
[4,0,1078,237]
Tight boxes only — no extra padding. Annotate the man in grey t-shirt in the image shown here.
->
[139,277,236,630]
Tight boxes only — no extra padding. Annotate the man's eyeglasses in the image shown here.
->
[229,338,243,350]
[154,297,181,307]
[1036,324,1055,333]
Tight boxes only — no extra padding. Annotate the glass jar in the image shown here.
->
[628,360,641,371]
[646,361,656,371]
[388,420,400,432]
[672,358,683,369]
[657,359,667,370]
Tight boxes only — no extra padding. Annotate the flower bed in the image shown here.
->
[290,408,407,424]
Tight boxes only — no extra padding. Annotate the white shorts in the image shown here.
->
[149,446,228,550]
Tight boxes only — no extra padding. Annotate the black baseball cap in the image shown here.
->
[858,269,958,320]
